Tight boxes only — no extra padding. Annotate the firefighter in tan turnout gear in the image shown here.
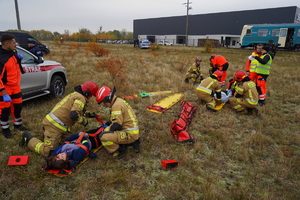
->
[195,70,222,112]
[228,71,259,115]
[184,57,204,84]
[96,86,140,158]
[19,81,99,157]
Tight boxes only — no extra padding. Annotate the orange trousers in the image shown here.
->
[256,74,268,100]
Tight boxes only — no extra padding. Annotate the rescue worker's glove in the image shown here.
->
[235,93,243,98]
[105,120,112,126]
[85,112,96,118]
[184,78,189,83]
[17,53,23,60]
[110,123,122,131]
[82,118,88,127]
[3,94,12,102]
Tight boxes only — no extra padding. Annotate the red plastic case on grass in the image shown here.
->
[161,160,178,170]
[7,155,30,165]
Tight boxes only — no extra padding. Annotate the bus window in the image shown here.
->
[246,29,251,36]
[272,29,280,37]
[280,29,287,37]
[297,29,300,37]
[258,29,268,36]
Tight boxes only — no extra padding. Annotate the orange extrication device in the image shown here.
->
[170,101,196,143]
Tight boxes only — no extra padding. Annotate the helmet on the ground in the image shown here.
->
[96,86,116,104]
[81,81,98,97]
[212,70,223,81]
[234,71,247,82]
[195,57,202,62]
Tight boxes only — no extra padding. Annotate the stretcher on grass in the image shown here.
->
[147,93,184,113]
[42,117,106,177]
[214,102,226,110]
[123,91,173,100]
[42,144,103,177]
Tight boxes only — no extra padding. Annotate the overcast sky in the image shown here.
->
[1,0,299,34]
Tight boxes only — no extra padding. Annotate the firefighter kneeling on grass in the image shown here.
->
[19,81,99,157]
[195,70,222,112]
[96,86,140,158]
[184,57,204,85]
[228,71,259,115]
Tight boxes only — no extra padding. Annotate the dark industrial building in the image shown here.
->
[133,6,300,47]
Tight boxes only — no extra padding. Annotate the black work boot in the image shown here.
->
[14,124,29,131]
[19,131,33,146]
[258,100,266,106]
[247,108,259,116]
[237,109,248,115]
[2,128,13,138]
[111,146,127,159]
[131,138,141,153]
[206,104,217,112]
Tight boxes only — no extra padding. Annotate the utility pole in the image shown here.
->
[14,0,22,31]
[183,0,192,46]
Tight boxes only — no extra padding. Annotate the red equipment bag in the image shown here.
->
[170,101,196,143]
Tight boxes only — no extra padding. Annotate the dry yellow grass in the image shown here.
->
[0,42,300,199]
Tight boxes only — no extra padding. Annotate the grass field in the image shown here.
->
[0,42,300,200]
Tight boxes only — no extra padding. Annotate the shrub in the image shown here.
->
[84,42,111,57]
[95,56,128,89]
[204,40,213,53]
[150,43,160,51]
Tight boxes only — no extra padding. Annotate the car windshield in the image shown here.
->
[142,41,150,44]
[16,48,35,64]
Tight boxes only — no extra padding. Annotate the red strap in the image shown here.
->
[95,115,104,124]
[87,126,105,137]
[75,144,89,156]
[64,132,89,156]
[147,105,167,113]
[75,132,85,144]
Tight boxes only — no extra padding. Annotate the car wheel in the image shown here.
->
[49,76,65,98]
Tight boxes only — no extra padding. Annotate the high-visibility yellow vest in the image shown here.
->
[256,54,272,75]
[249,52,260,72]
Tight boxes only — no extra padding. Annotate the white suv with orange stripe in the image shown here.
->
[16,46,68,101]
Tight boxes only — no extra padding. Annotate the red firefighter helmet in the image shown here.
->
[212,70,223,81]
[81,81,98,97]
[96,86,116,104]
[234,71,247,82]
[195,57,202,62]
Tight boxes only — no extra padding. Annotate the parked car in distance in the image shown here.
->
[139,40,151,49]
[158,40,173,46]
[15,46,68,101]
[0,31,51,55]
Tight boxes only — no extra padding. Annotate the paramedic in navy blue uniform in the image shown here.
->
[28,40,43,58]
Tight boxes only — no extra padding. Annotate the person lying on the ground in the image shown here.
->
[45,127,104,170]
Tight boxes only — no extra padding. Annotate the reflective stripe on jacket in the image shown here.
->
[256,54,272,75]
[108,96,139,135]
